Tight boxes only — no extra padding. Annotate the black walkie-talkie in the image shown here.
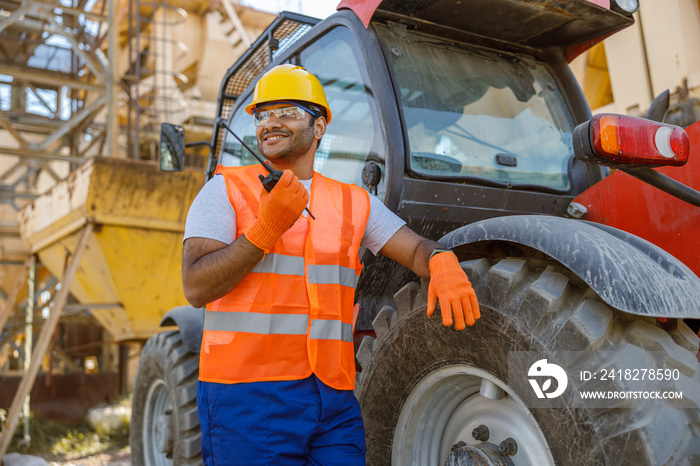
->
[220,122,315,219]
[258,169,281,193]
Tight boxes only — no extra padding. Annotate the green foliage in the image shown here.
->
[49,423,129,457]
[2,397,131,458]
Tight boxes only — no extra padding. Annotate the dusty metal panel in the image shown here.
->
[339,0,632,54]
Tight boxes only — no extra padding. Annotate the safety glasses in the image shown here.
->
[253,102,319,127]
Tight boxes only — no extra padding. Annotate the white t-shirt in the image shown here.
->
[184,174,406,255]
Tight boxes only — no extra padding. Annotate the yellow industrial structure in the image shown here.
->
[0,0,699,455]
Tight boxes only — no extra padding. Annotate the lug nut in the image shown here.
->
[499,437,518,456]
[471,424,490,442]
[450,441,467,452]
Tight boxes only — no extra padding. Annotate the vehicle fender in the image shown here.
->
[159,305,205,354]
[440,215,700,318]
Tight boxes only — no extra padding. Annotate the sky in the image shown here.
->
[240,0,339,19]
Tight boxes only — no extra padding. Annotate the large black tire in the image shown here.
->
[131,330,203,466]
[355,257,700,466]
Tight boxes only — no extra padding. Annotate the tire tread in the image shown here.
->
[131,330,203,466]
[356,257,700,466]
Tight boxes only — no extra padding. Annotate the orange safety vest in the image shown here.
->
[198,165,371,390]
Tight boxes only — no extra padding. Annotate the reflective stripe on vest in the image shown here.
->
[204,311,353,342]
[308,264,359,288]
[200,165,370,389]
[204,311,308,335]
[251,253,359,288]
[310,319,353,342]
[251,253,304,276]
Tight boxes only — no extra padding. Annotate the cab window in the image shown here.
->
[376,24,575,191]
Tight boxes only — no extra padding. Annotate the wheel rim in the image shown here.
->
[143,378,174,466]
[392,364,554,466]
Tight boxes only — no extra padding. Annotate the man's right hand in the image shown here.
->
[245,170,309,252]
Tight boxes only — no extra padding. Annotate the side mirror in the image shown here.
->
[159,123,185,172]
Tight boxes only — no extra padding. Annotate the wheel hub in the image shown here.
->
[143,379,174,465]
[392,365,554,465]
[155,409,174,455]
[445,442,515,466]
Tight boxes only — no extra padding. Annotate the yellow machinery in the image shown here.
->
[17,157,204,342]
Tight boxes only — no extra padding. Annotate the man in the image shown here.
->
[182,64,480,465]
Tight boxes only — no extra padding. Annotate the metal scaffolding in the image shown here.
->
[0,0,117,210]
[125,0,188,160]
[0,0,194,205]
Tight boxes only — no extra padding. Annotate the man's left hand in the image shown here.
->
[427,251,480,330]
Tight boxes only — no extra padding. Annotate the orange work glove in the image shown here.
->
[245,170,308,252]
[427,251,480,330]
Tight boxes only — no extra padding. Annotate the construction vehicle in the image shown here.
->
[134,0,700,464]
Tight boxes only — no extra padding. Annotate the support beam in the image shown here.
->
[221,0,254,46]
[0,114,30,148]
[0,2,30,34]
[22,256,36,442]
[39,162,62,182]
[0,146,86,163]
[78,131,104,157]
[0,64,106,94]
[0,162,22,183]
[0,224,93,458]
[64,303,124,312]
[34,96,105,152]
[25,0,107,22]
[0,257,32,336]
[0,188,37,201]
[62,303,123,319]
[106,0,119,157]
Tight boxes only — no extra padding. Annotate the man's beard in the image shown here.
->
[258,125,316,165]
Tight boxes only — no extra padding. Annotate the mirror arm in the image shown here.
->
[185,141,212,149]
[620,166,700,207]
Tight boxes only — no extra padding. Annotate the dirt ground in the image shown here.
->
[38,448,131,466]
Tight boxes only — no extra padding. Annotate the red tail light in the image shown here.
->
[589,114,689,167]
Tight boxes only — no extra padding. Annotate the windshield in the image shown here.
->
[376,25,575,191]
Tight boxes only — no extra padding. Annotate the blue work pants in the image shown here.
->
[197,374,366,465]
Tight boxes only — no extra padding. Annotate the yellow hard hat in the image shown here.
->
[245,64,332,123]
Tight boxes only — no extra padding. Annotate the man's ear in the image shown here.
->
[314,116,327,141]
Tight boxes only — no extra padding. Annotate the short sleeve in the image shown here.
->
[183,175,237,244]
[361,194,406,255]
